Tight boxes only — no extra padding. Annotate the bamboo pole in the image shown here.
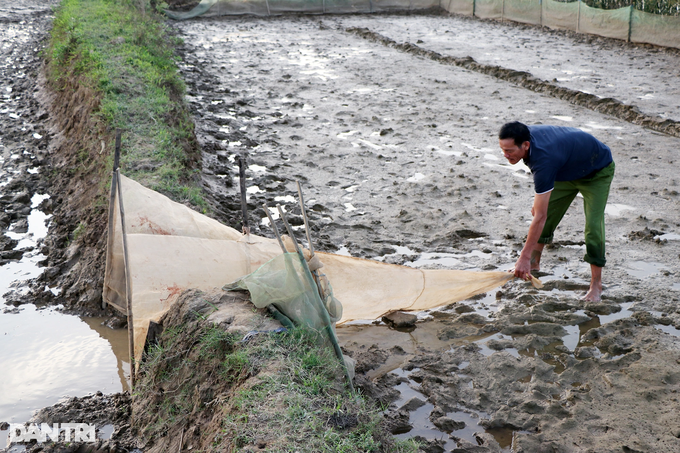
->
[116,168,136,389]
[103,130,122,310]
[263,204,286,252]
[276,205,354,392]
[237,154,250,238]
[627,4,634,42]
[295,182,325,301]
[295,181,316,259]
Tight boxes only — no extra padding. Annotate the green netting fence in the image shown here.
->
[166,0,680,50]
[445,0,680,48]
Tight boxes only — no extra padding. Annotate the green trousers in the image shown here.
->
[538,161,615,268]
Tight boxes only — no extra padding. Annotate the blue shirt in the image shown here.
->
[523,125,613,194]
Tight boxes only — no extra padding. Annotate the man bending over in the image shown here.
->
[498,121,615,301]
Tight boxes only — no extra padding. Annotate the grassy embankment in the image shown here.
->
[134,298,419,452]
[46,1,417,450]
[46,0,204,210]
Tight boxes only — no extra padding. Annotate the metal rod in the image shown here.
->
[295,181,315,258]
[116,169,135,389]
[277,204,302,256]
[263,204,286,253]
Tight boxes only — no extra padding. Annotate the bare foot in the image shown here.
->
[582,264,603,302]
[582,287,602,302]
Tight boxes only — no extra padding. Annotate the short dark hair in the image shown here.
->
[499,121,530,147]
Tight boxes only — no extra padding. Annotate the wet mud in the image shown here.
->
[346,25,680,138]
[173,13,680,452]
[9,392,137,453]
[0,0,54,268]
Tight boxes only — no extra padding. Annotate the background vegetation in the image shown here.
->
[556,0,679,16]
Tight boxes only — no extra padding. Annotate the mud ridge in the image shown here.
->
[346,26,680,138]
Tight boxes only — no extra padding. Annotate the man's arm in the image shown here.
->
[514,191,551,280]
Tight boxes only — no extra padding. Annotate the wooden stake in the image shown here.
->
[237,154,250,238]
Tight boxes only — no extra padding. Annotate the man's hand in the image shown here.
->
[514,191,552,281]
[513,255,532,281]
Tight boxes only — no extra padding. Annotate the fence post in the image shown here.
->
[472,0,476,17]
[577,0,581,32]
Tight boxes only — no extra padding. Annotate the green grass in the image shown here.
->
[134,320,419,452]
[46,0,206,210]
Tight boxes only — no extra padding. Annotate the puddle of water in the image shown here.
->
[605,203,635,216]
[248,164,266,172]
[0,190,129,447]
[435,149,462,157]
[98,424,115,440]
[655,233,680,241]
[273,194,295,203]
[392,368,512,451]
[471,332,521,358]
[655,324,680,337]
[0,307,129,423]
[406,173,426,182]
[626,261,665,279]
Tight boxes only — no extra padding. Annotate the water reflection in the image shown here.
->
[0,307,128,433]
[0,191,128,450]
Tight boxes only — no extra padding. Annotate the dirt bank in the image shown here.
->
[125,289,407,452]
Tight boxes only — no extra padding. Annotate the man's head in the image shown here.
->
[499,121,530,165]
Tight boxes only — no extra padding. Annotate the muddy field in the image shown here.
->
[1,3,680,452]
[174,12,680,453]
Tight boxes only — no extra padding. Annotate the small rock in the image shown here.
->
[11,218,29,233]
[383,409,411,434]
[412,436,446,453]
[574,347,597,359]
[433,416,465,432]
[399,396,426,412]
[104,316,127,329]
[454,304,475,314]
[382,311,417,328]
[456,313,488,325]
[584,303,621,315]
